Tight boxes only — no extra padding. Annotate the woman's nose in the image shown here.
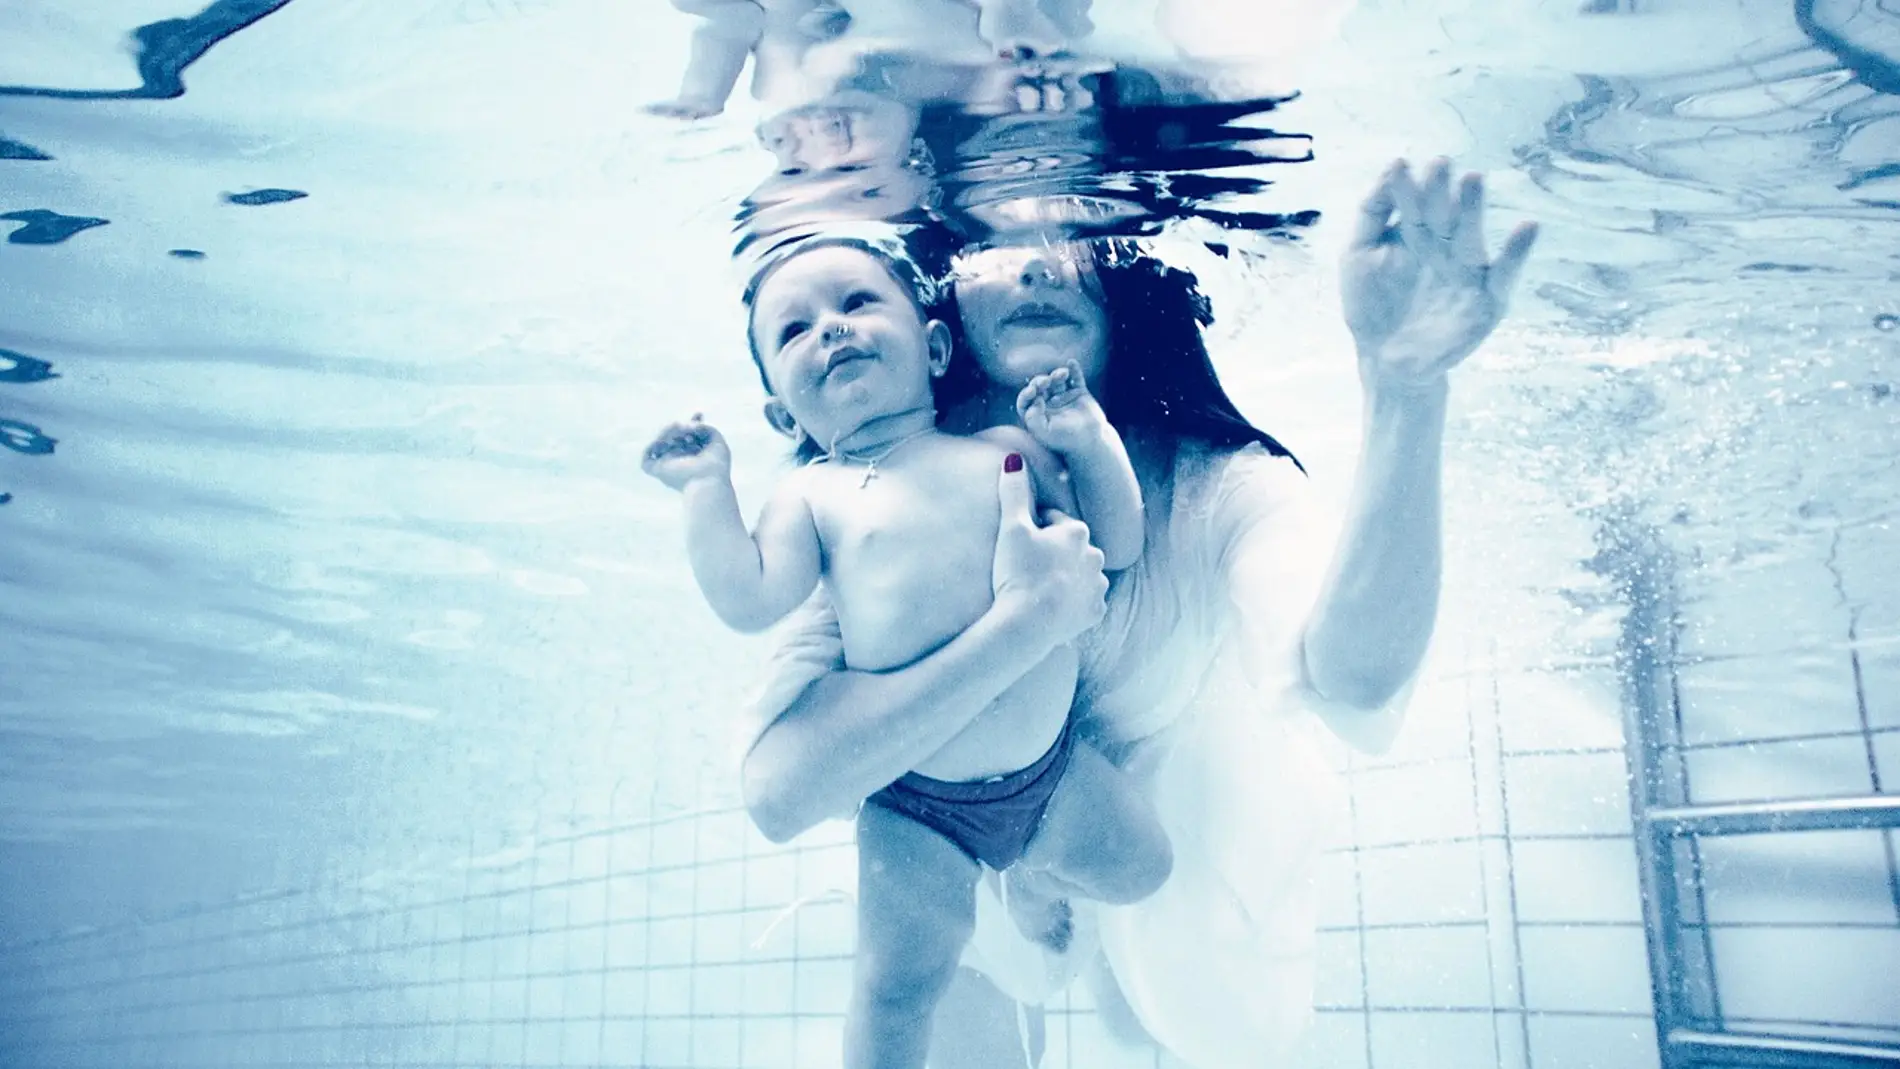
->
[1018,256,1060,289]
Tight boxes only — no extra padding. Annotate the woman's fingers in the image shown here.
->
[1450,172,1489,267]
[1349,161,1403,250]
[1486,221,1541,305]
[1388,166,1432,253]
[1419,158,1454,238]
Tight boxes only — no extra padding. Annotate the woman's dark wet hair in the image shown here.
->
[932,236,1304,472]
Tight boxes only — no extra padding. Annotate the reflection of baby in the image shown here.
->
[649,0,1096,119]
[640,239,1169,1069]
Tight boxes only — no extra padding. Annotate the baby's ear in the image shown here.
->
[762,398,802,441]
[925,319,954,377]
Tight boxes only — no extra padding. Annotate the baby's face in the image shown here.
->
[749,245,942,448]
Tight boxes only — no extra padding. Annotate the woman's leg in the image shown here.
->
[1018,739,1173,905]
[848,802,983,1069]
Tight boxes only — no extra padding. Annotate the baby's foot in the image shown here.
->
[1004,867,1075,953]
[978,0,1069,59]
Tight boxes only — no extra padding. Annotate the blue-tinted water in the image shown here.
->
[2,1,1898,1067]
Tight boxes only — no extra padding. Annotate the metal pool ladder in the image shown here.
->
[1617,531,1900,1069]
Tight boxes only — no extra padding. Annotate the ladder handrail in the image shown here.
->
[1646,795,1900,837]
[1668,1028,1900,1067]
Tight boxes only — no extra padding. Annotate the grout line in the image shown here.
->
[1492,657,1536,1068]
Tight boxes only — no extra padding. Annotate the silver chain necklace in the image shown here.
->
[828,425,934,488]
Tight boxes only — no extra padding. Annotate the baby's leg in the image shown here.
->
[847,802,984,1069]
[649,0,765,119]
[1017,738,1172,905]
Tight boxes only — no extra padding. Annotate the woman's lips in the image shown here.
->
[1002,303,1078,328]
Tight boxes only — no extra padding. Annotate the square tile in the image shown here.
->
[1358,841,1486,926]
[600,918,647,970]
[796,843,858,899]
[693,1017,743,1066]
[1525,1013,1660,1069]
[1366,1009,1498,1067]
[692,962,750,1016]
[1364,673,1475,768]
[1684,736,1875,804]
[793,1015,844,1068]
[1873,728,1900,788]
[1856,630,1900,730]
[1503,752,1632,838]
[643,1018,694,1065]
[1349,760,1481,848]
[698,858,747,913]
[1315,850,1361,931]
[598,1016,646,1066]
[1675,650,1864,745]
[793,897,856,958]
[1292,1010,1368,1069]
[1315,930,1366,1009]
[646,968,692,1016]
[1517,924,1652,1015]
[792,955,853,1015]
[1511,838,1643,924]
[1362,926,1494,1009]
[1698,830,1897,925]
[744,850,800,909]
[1710,926,1900,1027]
[648,916,695,967]
[651,818,700,869]
[745,959,797,1015]
[1675,555,1847,660]
[742,1017,798,1069]
[694,909,750,966]
[1496,669,1627,754]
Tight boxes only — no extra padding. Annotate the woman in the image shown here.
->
[734,157,1539,1067]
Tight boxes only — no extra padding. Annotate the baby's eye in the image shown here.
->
[841,291,878,312]
[778,321,809,347]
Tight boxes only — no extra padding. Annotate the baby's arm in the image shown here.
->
[643,416,822,632]
[1015,361,1144,570]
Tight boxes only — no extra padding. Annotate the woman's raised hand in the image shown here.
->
[992,453,1108,645]
[1340,158,1539,391]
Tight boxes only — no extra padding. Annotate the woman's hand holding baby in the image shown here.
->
[991,452,1109,649]
[642,414,733,492]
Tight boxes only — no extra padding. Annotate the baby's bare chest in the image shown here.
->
[806,439,1006,608]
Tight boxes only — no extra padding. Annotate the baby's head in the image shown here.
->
[743,237,954,459]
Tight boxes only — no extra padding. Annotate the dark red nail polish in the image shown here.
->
[1004,453,1023,473]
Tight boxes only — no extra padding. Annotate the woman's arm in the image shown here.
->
[1235,159,1536,752]
[741,456,1110,842]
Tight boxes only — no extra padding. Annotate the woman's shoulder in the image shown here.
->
[1170,437,1309,507]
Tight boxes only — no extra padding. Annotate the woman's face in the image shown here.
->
[951,243,1110,390]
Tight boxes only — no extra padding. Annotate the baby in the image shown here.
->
[648,0,1094,119]
[641,237,1168,1069]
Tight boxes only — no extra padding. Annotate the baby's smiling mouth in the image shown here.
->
[823,346,876,375]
